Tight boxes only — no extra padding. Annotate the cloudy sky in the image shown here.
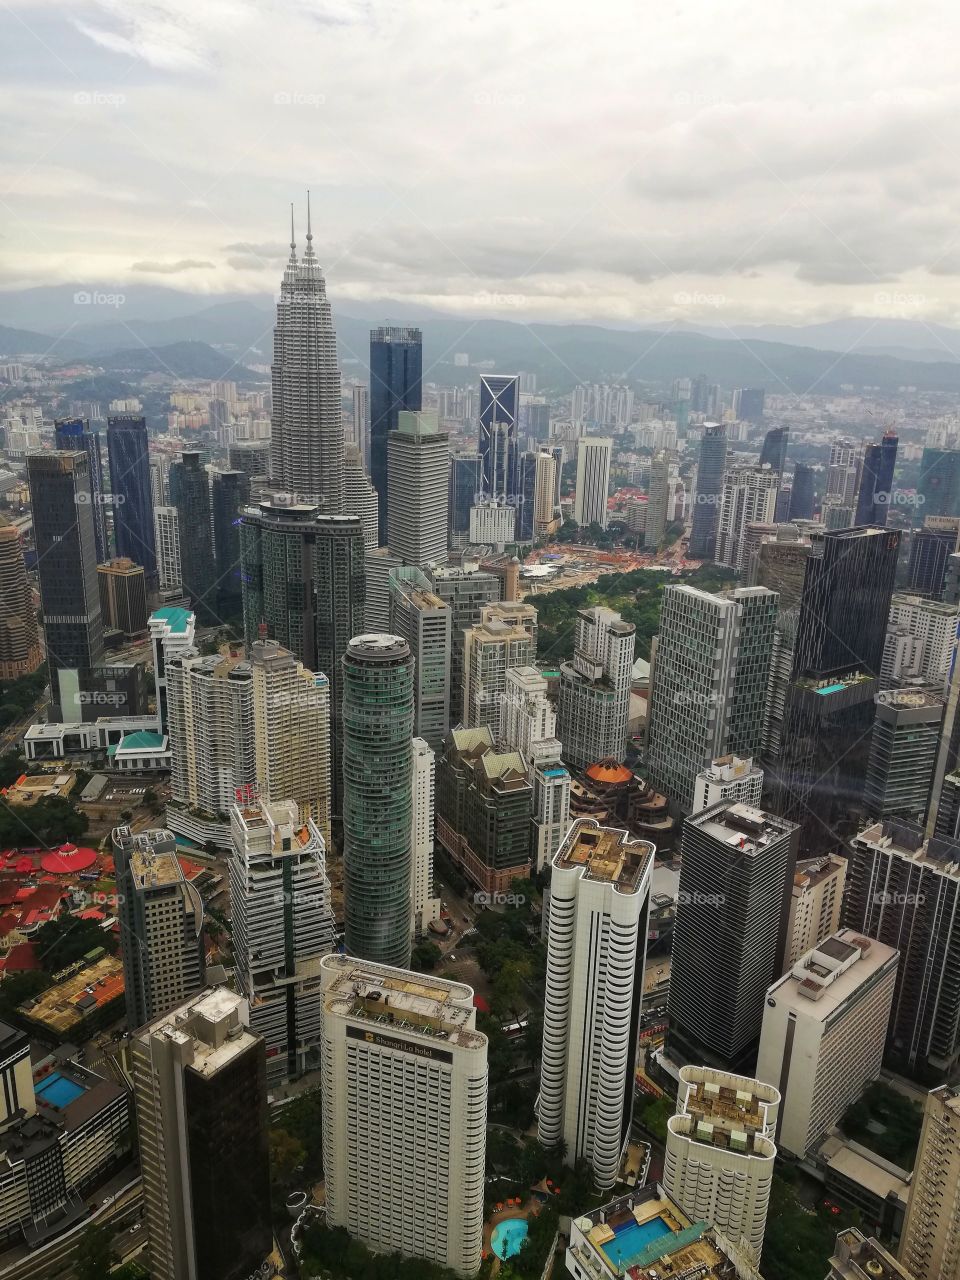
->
[1,0,959,325]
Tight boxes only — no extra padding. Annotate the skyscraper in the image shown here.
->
[411,737,441,934]
[97,558,148,639]
[462,601,538,731]
[863,689,943,819]
[557,606,636,769]
[645,451,671,549]
[448,453,481,548]
[132,989,272,1280]
[342,635,414,967]
[908,519,960,598]
[270,203,345,512]
[689,422,727,559]
[899,1085,960,1280]
[55,417,107,562]
[230,797,334,1085]
[106,414,157,584]
[733,387,765,422]
[154,506,182,592]
[389,567,451,751]
[210,469,250,610]
[715,465,780,572]
[387,410,450,566]
[320,954,487,1277]
[27,451,104,721]
[666,800,799,1072]
[855,432,899,526]
[343,443,379,551]
[369,326,423,542]
[428,558,502,717]
[478,373,521,505]
[788,462,816,520]
[538,820,654,1188]
[574,437,613,528]
[918,448,960,520]
[0,516,41,679]
[759,425,789,475]
[881,593,959,687]
[169,452,216,622]
[112,824,206,1029]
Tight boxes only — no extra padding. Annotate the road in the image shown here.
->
[0,696,47,753]
[0,1177,142,1280]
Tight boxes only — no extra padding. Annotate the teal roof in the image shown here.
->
[150,606,192,633]
[116,731,166,751]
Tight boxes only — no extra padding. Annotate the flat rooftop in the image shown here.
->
[769,927,899,1017]
[693,800,795,852]
[556,819,654,893]
[855,818,960,872]
[795,854,844,890]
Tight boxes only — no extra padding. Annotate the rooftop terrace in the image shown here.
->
[555,819,654,893]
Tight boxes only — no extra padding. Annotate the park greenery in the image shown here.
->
[299,1219,465,1280]
[0,665,47,731]
[0,794,89,848]
[72,1222,147,1280]
[840,1081,924,1168]
[762,1165,862,1280]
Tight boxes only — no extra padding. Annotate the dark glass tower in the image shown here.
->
[734,387,765,422]
[919,449,960,519]
[27,452,104,720]
[449,453,481,544]
[688,422,727,559]
[54,418,107,562]
[478,373,521,504]
[106,415,157,584]
[908,526,958,598]
[517,451,539,542]
[369,326,423,544]
[211,470,251,610]
[855,432,899,526]
[169,451,216,622]
[759,425,789,476]
[788,462,815,520]
[342,634,414,966]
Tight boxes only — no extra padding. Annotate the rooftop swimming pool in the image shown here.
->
[601,1215,673,1269]
[35,1071,86,1109]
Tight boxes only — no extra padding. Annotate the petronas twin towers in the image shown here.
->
[269,196,345,510]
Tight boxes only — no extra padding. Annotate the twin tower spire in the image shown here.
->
[287,192,316,264]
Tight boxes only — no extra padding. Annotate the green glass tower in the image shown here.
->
[342,634,414,967]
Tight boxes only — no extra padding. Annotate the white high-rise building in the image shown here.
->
[532,759,572,872]
[574,436,613,528]
[411,738,441,934]
[899,1085,960,1280]
[148,604,196,734]
[468,500,516,548]
[557,607,636,769]
[462,603,537,731]
[692,754,763,812]
[230,798,334,1086]
[645,451,672,549]
[664,1066,780,1263]
[715,466,780,572]
[387,410,450,567]
[881,593,959,689]
[343,443,380,551]
[783,854,847,969]
[499,665,557,759]
[389,568,451,752]
[757,929,898,1159]
[154,506,182,592]
[320,954,487,1277]
[538,819,654,1188]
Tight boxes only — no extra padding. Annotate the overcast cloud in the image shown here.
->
[1,0,958,324]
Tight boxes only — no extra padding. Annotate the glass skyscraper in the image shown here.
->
[211,469,251,610]
[341,634,414,967]
[169,451,216,622]
[855,432,899,526]
[369,326,423,544]
[689,423,728,559]
[107,414,157,583]
[478,373,521,505]
[55,418,108,562]
[919,448,960,520]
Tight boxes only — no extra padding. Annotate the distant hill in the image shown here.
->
[54,341,259,382]
[0,324,91,359]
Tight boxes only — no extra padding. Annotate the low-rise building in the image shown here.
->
[828,1229,914,1280]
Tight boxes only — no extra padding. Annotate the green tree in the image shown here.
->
[0,795,89,848]
[411,941,442,971]
[34,916,117,972]
[269,1127,306,1187]
[73,1222,118,1280]
[0,751,27,788]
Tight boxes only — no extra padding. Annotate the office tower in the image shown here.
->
[788,462,815,520]
[733,387,765,422]
[230,797,333,1085]
[363,545,402,631]
[574,436,612,528]
[112,824,206,1029]
[478,373,521,505]
[908,520,960,598]
[150,457,166,507]
[54,417,107,561]
[132,989,272,1280]
[532,449,558,538]
[468,499,516,547]
[646,586,777,811]
[855,432,899,526]
[538,820,654,1188]
[210,469,250,608]
[557,606,636,770]
[168,451,216,621]
[667,801,799,1072]
[389,567,451,751]
[106,414,157,584]
[928,652,960,840]
[741,521,779,585]
[757,929,898,1160]
[946,552,960,606]
[154,505,182,591]
[270,206,344,511]
[411,737,441,934]
[918,447,960,520]
[689,423,727,559]
[783,854,846,969]
[149,604,196,733]
[754,523,822,610]
[461,600,537,730]
[249,638,332,843]
[715,466,780,571]
[899,1085,960,1280]
[645,451,671,549]
[166,649,255,843]
[692,754,763,811]
[663,1066,779,1261]
[228,440,270,481]
[27,451,104,720]
[882,594,959,687]
[387,410,449,565]
[351,381,369,460]
[342,635,414,966]
[370,326,423,541]
[864,689,943,819]
[829,1231,913,1280]
[436,726,534,890]
[97,558,148,638]
[759,424,789,475]
[428,558,502,715]
[844,819,960,1079]
[319,954,487,1277]
[517,450,538,542]
[343,443,379,550]
[449,453,481,548]
[0,516,41,679]
[827,440,860,506]
[240,501,365,809]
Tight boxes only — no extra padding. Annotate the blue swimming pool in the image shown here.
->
[601,1215,673,1269]
[491,1218,529,1259]
[35,1071,86,1109]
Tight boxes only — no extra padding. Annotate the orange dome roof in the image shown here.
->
[585,759,632,785]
